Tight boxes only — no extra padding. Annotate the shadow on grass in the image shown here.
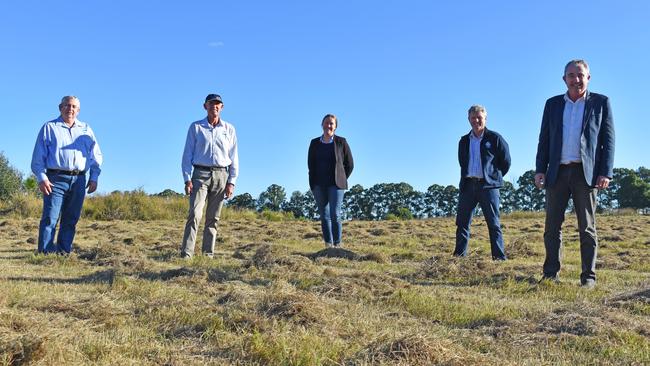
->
[0,248,33,253]
[306,247,388,262]
[136,266,271,286]
[609,286,650,303]
[6,269,117,285]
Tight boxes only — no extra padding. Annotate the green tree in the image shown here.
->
[0,152,23,200]
[281,190,317,219]
[257,184,286,211]
[500,181,518,213]
[228,192,257,210]
[439,185,459,217]
[617,169,650,208]
[423,184,444,217]
[23,174,41,197]
[343,184,370,220]
[153,188,183,198]
[515,170,545,211]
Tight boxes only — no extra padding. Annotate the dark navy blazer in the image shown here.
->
[535,91,615,188]
[458,128,511,191]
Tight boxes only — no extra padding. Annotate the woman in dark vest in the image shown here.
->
[307,114,354,248]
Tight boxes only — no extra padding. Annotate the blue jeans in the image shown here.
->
[38,173,87,253]
[454,179,506,260]
[311,185,344,245]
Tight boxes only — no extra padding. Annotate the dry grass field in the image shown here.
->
[1,211,649,365]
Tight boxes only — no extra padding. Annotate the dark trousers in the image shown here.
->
[543,164,598,283]
[454,179,506,260]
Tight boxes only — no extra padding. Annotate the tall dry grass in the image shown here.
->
[0,191,296,222]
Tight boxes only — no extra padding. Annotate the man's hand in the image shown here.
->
[596,176,611,190]
[224,183,235,199]
[184,181,193,195]
[86,180,98,194]
[534,173,546,190]
[38,179,53,195]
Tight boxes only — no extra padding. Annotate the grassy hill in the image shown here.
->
[1,212,649,365]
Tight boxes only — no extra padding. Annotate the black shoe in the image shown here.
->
[580,279,596,289]
[539,275,560,284]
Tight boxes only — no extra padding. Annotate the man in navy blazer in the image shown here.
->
[535,59,615,288]
[454,105,511,260]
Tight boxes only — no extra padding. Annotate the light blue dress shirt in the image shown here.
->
[561,93,585,164]
[467,131,484,178]
[182,118,239,184]
[31,117,103,183]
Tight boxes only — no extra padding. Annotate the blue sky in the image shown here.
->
[1,0,648,198]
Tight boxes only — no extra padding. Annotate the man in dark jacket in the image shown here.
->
[453,105,511,260]
[535,60,615,288]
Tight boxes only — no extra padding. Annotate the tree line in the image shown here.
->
[2,152,649,220]
[226,168,650,220]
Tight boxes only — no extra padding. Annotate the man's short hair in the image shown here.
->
[59,96,80,107]
[564,59,590,75]
[467,105,486,116]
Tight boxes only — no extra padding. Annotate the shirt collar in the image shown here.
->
[320,135,335,144]
[469,130,484,140]
[55,116,83,128]
[564,91,587,104]
[202,117,224,128]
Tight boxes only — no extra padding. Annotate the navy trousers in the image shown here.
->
[454,179,506,260]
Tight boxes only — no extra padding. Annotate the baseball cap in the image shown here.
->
[204,94,223,103]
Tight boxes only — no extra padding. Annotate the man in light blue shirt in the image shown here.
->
[180,93,239,258]
[31,96,103,254]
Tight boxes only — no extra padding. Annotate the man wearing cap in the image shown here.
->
[180,94,239,258]
[31,95,103,254]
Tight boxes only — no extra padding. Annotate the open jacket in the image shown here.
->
[308,135,354,190]
[535,91,615,188]
[458,128,511,191]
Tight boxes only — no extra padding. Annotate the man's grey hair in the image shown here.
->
[467,105,487,116]
[59,95,80,107]
[564,59,590,75]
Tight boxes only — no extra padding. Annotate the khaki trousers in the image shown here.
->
[180,168,228,257]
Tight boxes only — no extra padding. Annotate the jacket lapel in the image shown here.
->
[582,91,592,133]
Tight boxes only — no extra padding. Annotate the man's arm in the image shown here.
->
[343,138,354,177]
[181,124,196,193]
[596,97,615,188]
[499,134,511,176]
[87,126,102,193]
[31,124,49,184]
[225,127,238,199]
[535,100,552,189]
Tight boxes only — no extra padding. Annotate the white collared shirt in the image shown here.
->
[561,93,585,164]
[467,131,484,178]
[182,117,239,184]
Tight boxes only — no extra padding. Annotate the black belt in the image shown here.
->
[466,177,484,181]
[193,164,228,171]
[47,169,86,176]
[561,162,582,167]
